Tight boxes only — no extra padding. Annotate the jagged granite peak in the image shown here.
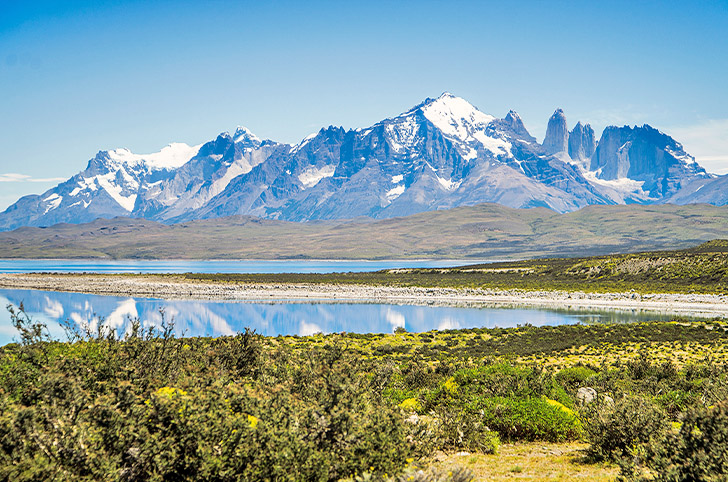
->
[590,124,709,198]
[543,108,569,155]
[568,121,596,164]
[490,110,537,143]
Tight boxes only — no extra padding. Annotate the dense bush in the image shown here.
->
[555,365,596,393]
[474,396,581,442]
[627,403,728,481]
[0,307,412,481]
[582,395,669,462]
[3,304,728,479]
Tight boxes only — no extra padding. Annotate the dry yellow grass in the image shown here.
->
[432,443,617,481]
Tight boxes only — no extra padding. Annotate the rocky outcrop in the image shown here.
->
[590,125,709,198]
[543,108,569,155]
[568,122,596,164]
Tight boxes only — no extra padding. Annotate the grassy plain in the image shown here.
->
[434,443,617,481]
[0,203,727,260]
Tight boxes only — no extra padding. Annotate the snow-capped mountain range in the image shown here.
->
[0,93,722,231]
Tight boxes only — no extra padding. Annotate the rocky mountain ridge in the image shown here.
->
[0,93,719,231]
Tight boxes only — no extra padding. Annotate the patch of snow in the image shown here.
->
[206,162,252,201]
[232,126,261,143]
[582,170,650,203]
[95,173,137,211]
[437,176,462,191]
[298,164,336,189]
[385,117,421,153]
[43,193,62,214]
[82,177,98,191]
[665,147,696,165]
[391,174,403,183]
[421,93,495,138]
[471,132,512,157]
[425,161,438,172]
[417,93,512,157]
[289,132,318,154]
[106,142,200,170]
[386,185,405,201]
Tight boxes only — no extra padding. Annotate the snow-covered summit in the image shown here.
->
[233,126,261,146]
[103,143,201,170]
[391,92,512,159]
[418,92,496,137]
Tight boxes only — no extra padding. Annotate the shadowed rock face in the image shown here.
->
[543,109,569,155]
[590,125,709,198]
[0,95,721,231]
[568,122,596,164]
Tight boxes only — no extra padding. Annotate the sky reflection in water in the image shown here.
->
[0,289,712,346]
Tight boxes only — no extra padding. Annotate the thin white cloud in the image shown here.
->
[0,173,67,183]
[668,119,728,175]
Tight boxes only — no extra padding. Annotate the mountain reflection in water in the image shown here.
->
[0,288,709,346]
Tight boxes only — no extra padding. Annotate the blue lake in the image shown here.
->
[0,259,491,274]
[0,288,711,346]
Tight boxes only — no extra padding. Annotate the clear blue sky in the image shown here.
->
[1,0,727,210]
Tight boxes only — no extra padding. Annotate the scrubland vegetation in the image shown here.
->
[184,240,728,294]
[2,304,728,481]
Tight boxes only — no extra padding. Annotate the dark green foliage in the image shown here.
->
[555,366,597,393]
[0,308,411,481]
[628,403,728,481]
[3,305,728,479]
[582,395,669,462]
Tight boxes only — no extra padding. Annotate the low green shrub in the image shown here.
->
[555,365,597,392]
[626,402,728,481]
[583,395,669,462]
[655,389,700,418]
[472,396,582,442]
[426,407,501,454]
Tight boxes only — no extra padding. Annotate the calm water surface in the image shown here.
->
[0,259,491,274]
[0,288,711,346]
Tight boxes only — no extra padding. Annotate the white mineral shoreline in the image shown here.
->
[0,273,726,318]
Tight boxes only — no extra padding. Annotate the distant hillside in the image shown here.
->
[0,203,727,260]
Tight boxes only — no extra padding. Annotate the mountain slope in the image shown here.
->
[0,143,199,231]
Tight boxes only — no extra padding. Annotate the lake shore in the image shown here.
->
[1,273,726,317]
